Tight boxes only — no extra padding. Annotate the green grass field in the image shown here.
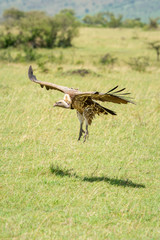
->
[0,27,160,239]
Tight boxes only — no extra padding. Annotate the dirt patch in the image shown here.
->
[62,68,100,77]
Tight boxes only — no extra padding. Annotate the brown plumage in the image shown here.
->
[28,66,134,142]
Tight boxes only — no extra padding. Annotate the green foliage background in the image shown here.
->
[0,0,160,22]
[0,9,79,49]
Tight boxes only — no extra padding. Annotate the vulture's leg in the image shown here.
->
[79,123,85,141]
[83,118,89,142]
[77,111,85,141]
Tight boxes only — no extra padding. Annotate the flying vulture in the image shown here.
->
[28,66,134,142]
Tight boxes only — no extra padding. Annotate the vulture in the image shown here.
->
[28,66,134,142]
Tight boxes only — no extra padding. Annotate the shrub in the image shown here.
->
[123,18,145,28]
[54,9,79,47]
[0,32,17,48]
[83,12,108,26]
[100,53,117,66]
[148,41,160,61]
[148,17,160,29]
[106,12,123,28]
[0,49,13,62]
[127,56,149,72]
[0,8,79,49]
[3,8,25,20]
[37,59,49,73]
[14,47,40,62]
[23,46,39,61]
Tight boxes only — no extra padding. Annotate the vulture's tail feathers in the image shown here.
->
[102,106,117,115]
[96,102,116,115]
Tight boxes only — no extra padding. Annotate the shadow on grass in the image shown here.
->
[50,164,79,178]
[83,176,145,188]
[50,164,145,188]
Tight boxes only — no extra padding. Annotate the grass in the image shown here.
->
[0,27,160,239]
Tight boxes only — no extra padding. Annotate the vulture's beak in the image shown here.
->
[53,100,70,108]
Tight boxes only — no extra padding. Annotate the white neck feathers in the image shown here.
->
[64,94,72,105]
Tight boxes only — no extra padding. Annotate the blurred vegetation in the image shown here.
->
[148,41,160,61]
[0,8,79,49]
[0,7,160,73]
[83,12,123,28]
[148,17,160,29]
[82,11,146,28]
[0,8,160,51]
[100,53,117,66]
[0,0,160,23]
[127,56,149,72]
[82,12,160,29]
[122,18,145,28]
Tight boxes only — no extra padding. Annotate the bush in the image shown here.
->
[127,56,149,72]
[148,18,160,29]
[37,59,49,73]
[83,12,108,26]
[14,46,40,62]
[3,8,25,20]
[100,53,117,65]
[0,49,13,62]
[0,8,79,49]
[54,9,79,47]
[106,12,123,28]
[122,18,145,28]
[82,12,122,28]
[0,32,17,48]
[148,41,160,61]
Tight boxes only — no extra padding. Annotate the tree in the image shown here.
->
[94,12,108,26]
[54,9,79,47]
[105,12,123,28]
[82,12,122,28]
[2,8,25,28]
[122,18,145,28]
[3,8,25,20]
[149,41,160,61]
[0,8,79,49]
[18,11,57,48]
[83,15,95,25]
[148,17,160,29]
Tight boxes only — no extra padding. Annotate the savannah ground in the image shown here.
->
[0,27,160,239]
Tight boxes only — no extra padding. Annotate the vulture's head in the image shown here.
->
[53,100,70,109]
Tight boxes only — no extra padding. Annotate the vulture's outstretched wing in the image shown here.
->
[75,86,134,104]
[28,66,74,94]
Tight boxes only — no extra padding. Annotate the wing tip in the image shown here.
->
[130,100,136,105]
[107,85,119,94]
[28,65,33,79]
[28,65,37,82]
[107,86,135,105]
